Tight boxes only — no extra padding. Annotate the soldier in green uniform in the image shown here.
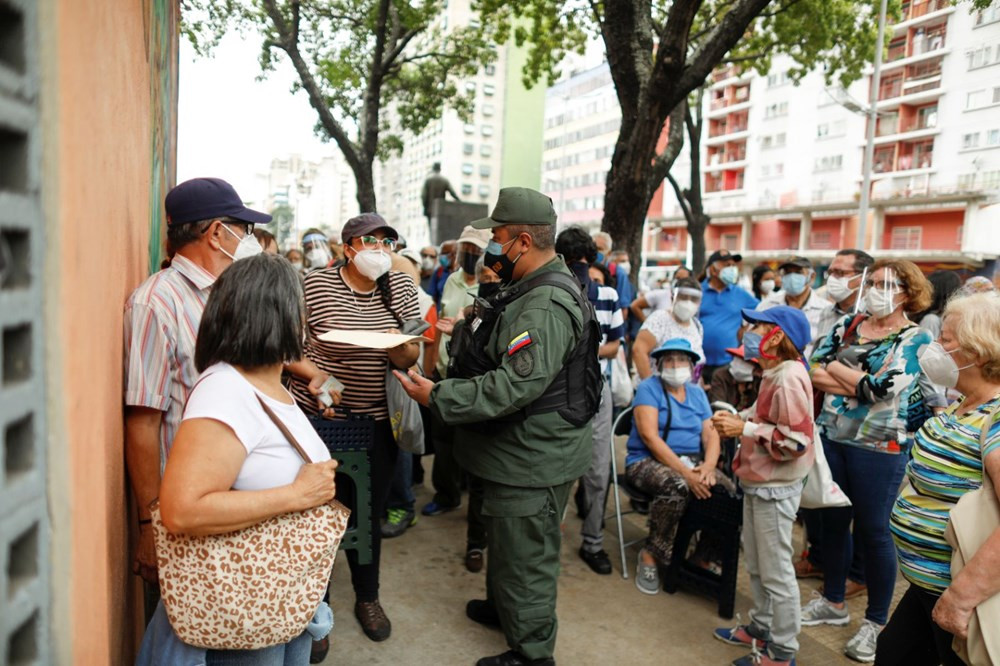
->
[394,187,593,666]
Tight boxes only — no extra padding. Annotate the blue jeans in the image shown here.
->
[820,433,907,624]
[386,450,415,511]
[205,631,311,665]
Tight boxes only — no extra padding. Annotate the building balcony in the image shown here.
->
[881,46,949,73]
[706,100,751,119]
[706,127,750,145]
[896,0,954,30]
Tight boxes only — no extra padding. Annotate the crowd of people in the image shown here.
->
[126,176,1000,666]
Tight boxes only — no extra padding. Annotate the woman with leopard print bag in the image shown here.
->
[137,254,349,663]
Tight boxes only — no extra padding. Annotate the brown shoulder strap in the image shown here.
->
[255,395,314,464]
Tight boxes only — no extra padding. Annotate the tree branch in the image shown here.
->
[666,173,695,228]
[382,29,421,69]
[649,101,688,187]
[260,0,362,173]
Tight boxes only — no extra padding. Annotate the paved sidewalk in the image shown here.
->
[324,467,902,665]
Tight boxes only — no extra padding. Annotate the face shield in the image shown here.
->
[302,233,332,270]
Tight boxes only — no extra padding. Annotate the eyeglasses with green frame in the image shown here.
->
[357,235,397,251]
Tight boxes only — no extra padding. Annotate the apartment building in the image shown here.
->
[375,2,545,247]
[262,153,358,246]
[647,1,1000,273]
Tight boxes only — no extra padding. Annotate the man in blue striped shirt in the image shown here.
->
[557,227,625,575]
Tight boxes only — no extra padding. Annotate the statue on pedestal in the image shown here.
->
[421,162,461,223]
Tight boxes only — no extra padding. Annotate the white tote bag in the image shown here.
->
[610,347,634,408]
[799,434,852,509]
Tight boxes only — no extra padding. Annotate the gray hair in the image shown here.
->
[166,215,240,256]
[592,231,613,252]
[506,224,555,251]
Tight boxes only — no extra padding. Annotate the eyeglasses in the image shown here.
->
[358,235,397,251]
[224,222,254,236]
[864,280,904,291]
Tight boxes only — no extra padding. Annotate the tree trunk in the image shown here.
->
[689,213,710,275]
[602,134,654,290]
[354,161,377,212]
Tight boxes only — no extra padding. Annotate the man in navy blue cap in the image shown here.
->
[123,178,339,626]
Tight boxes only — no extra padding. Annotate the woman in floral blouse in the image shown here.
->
[801,259,933,662]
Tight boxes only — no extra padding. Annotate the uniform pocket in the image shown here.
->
[482,488,548,518]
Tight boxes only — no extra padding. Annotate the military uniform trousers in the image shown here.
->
[483,479,574,660]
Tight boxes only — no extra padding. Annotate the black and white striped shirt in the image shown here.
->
[289,267,419,421]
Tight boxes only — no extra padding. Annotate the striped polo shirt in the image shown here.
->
[289,267,419,421]
[123,253,215,470]
[890,395,1000,594]
[588,281,625,372]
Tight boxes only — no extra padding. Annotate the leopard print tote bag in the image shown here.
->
[150,396,350,650]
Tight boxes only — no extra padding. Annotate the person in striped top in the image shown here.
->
[555,226,624,575]
[287,213,421,643]
[881,292,1000,665]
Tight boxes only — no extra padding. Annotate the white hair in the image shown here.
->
[592,231,613,252]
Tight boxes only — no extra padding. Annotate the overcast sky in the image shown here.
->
[176,33,333,207]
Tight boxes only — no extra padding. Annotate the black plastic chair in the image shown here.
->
[607,406,654,579]
[661,434,743,619]
[309,416,375,565]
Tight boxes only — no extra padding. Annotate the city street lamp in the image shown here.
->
[857,0,890,248]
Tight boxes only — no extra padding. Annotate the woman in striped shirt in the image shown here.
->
[288,214,420,644]
[881,292,1000,665]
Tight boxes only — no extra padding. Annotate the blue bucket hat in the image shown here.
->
[651,337,702,364]
[741,306,811,352]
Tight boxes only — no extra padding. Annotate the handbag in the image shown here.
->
[611,346,634,408]
[944,402,1000,666]
[386,365,425,454]
[799,434,851,509]
[151,395,350,650]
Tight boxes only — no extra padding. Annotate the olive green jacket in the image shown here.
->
[430,257,593,487]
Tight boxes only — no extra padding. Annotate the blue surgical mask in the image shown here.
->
[719,265,739,285]
[596,251,606,265]
[743,331,763,361]
[782,273,808,297]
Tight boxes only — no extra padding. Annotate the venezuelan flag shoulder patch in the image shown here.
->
[507,331,533,356]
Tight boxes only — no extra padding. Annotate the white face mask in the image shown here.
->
[827,275,858,304]
[919,342,973,389]
[618,261,631,274]
[672,299,699,322]
[305,248,331,269]
[759,279,776,296]
[220,224,264,262]
[352,249,392,280]
[290,260,304,271]
[660,366,691,388]
[865,288,899,318]
[729,357,755,383]
[420,257,436,272]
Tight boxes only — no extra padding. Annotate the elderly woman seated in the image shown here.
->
[625,337,721,595]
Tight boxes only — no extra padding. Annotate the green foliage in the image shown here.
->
[181,0,499,206]
[267,203,295,247]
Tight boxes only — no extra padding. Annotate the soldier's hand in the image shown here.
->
[133,524,159,585]
[393,369,433,407]
[436,317,457,336]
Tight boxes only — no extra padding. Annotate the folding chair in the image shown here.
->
[607,406,654,579]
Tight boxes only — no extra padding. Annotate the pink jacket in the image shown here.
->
[733,360,815,488]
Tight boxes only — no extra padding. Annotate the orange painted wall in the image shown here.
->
[49,0,177,661]
[882,210,963,250]
[809,218,845,249]
[707,223,743,249]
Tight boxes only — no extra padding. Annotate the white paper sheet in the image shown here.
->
[317,329,424,349]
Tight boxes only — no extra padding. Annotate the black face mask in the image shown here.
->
[460,251,480,276]
[478,282,501,299]
[484,237,522,284]
[568,261,591,287]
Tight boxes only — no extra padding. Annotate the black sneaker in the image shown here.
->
[465,599,501,628]
[476,650,555,666]
[578,547,612,575]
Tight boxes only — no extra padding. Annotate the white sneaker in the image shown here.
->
[800,593,850,626]
[845,619,881,663]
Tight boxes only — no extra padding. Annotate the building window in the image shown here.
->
[814,155,843,171]
[461,183,473,195]
[463,143,474,155]
[987,129,1000,146]
[764,101,789,118]
[481,125,493,137]
[462,163,474,175]
[969,45,994,69]
[963,132,981,149]
[485,64,496,76]
[483,84,495,96]
[478,184,490,197]
[967,90,987,110]
[482,103,494,116]
[810,231,833,249]
[817,123,829,138]
[890,226,922,250]
[479,164,491,177]
[721,233,740,251]
[767,71,791,87]
[480,144,492,157]
[976,6,1000,26]
[464,123,475,134]
[465,81,476,93]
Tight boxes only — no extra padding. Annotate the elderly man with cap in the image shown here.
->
[700,249,760,384]
[756,255,833,358]
[123,178,338,624]
[395,187,597,666]
[421,224,492,522]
